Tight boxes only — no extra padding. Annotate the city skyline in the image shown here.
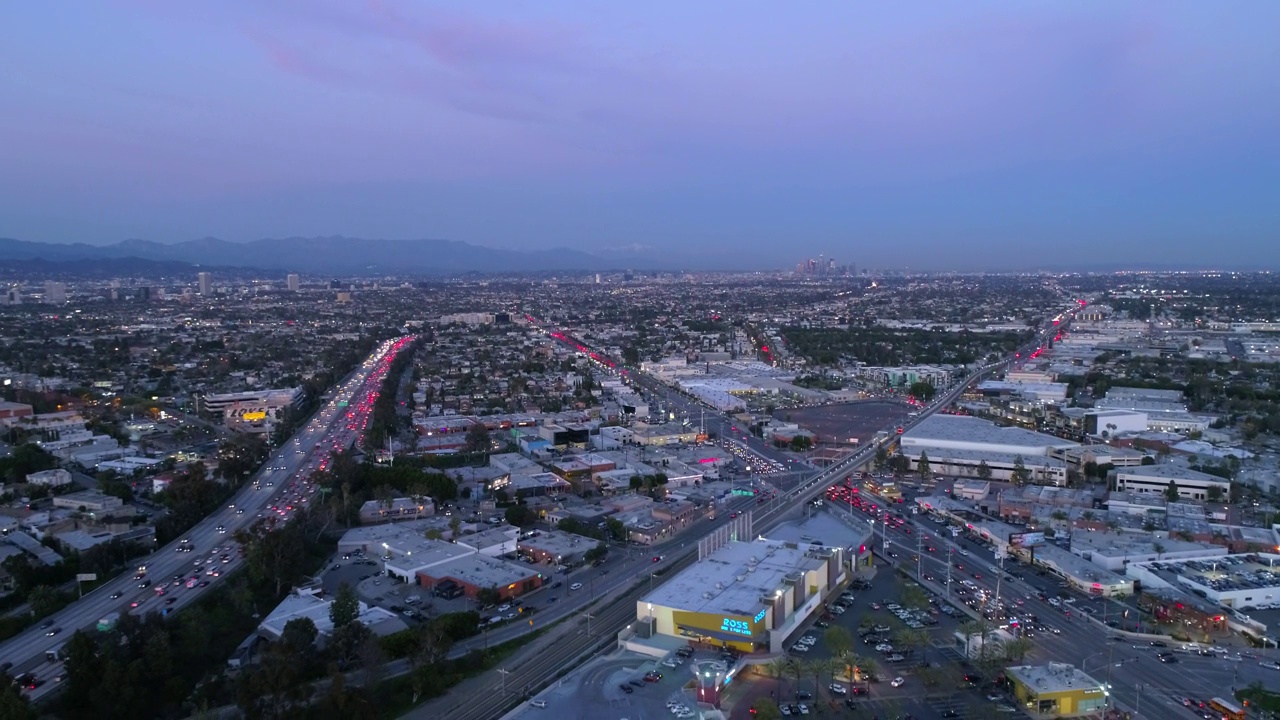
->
[2,2,1278,271]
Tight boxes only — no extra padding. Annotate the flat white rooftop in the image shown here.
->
[641,539,825,619]
[903,415,1077,451]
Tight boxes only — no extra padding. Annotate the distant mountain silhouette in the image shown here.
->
[0,236,619,275]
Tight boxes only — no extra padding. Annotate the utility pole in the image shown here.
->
[498,667,512,694]
[945,547,954,597]
[916,532,924,581]
[584,611,596,637]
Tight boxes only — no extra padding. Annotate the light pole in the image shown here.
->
[498,667,512,694]
[584,611,596,637]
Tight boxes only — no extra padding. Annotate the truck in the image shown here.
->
[97,612,121,632]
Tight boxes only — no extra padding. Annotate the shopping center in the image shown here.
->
[637,535,849,653]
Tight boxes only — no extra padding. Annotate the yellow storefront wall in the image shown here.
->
[671,610,767,653]
[1011,683,1106,716]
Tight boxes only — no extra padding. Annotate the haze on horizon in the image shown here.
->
[1,2,1278,271]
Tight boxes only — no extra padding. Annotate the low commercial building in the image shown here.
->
[1126,553,1280,611]
[357,497,435,525]
[901,415,1079,457]
[637,537,847,654]
[24,469,73,487]
[1114,464,1231,502]
[1067,531,1226,571]
[259,586,404,640]
[51,490,125,514]
[905,446,1069,486]
[416,553,544,600]
[1005,663,1108,717]
[518,529,596,566]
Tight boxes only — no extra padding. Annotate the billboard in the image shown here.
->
[1009,532,1045,548]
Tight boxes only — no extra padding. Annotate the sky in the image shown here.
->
[1,1,1278,271]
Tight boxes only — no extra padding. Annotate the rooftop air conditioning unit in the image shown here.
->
[735,575,745,582]
[715,582,724,590]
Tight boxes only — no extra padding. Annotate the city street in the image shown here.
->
[858,502,1280,719]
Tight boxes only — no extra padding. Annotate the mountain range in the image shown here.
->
[0,236,658,275]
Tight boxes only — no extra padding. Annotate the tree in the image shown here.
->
[765,657,791,696]
[1206,486,1224,503]
[908,381,936,402]
[916,451,932,481]
[464,423,492,454]
[449,514,463,539]
[1011,455,1031,485]
[750,698,783,720]
[1140,455,1156,466]
[874,445,888,471]
[976,460,992,481]
[280,617,318,655]
[27,584,60,617]
[1164,480,1181,502]
[900,584,930,611]
[584,542,609,565]
[1002,636,1034,663]
[1152,542,1166,560]
[823,626,853,662]
[331,582,360,629]
[504,504,536,527]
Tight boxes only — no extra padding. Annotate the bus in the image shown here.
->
[863,477,903,503]
[1209,697,1245,720]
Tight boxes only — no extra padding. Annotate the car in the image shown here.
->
[986,693,1003,701]
[890,677,905,687]
[529,699,547,708]
[1260,660,1280,670]
[618,683,633,693]
[110,591,123,599]
[570,583,583,591]
[790,643,811,653]
[1159,654,1178,663]
[45,627,60,636]
[794,691,812,700]
[828,683,848,695]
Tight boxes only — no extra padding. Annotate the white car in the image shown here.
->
[790,643,811,653]
[890,677,905,687]
[828,683,848,695]
[529,699,547,708]
[570,583,583,591]
[799,635,817,645]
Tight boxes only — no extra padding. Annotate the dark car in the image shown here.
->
[1158,654,1178,664]
[618,683,633,693]
[1150,640,1168,648]
[794,691,812,699]
[628,679,645,687]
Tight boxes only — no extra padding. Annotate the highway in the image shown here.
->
[858,501,1280,719]
[6,336,416,699]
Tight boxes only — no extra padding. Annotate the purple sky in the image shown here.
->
[2,1,1278,270]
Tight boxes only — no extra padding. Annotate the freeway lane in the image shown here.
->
[7,336,415,699]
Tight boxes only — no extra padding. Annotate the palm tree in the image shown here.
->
[958,619,990,659]
[900,584,930,611]
[765,657,790,696]
[893,628,931,663]
[1002,636,1034,663]
[1153,541,1166,560]
[788,658,803,699]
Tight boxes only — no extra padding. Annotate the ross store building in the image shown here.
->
[637,536,846,654]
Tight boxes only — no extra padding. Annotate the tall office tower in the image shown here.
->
[44,281,67,304]
[287,273,300,292]
[197,272,212,295]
